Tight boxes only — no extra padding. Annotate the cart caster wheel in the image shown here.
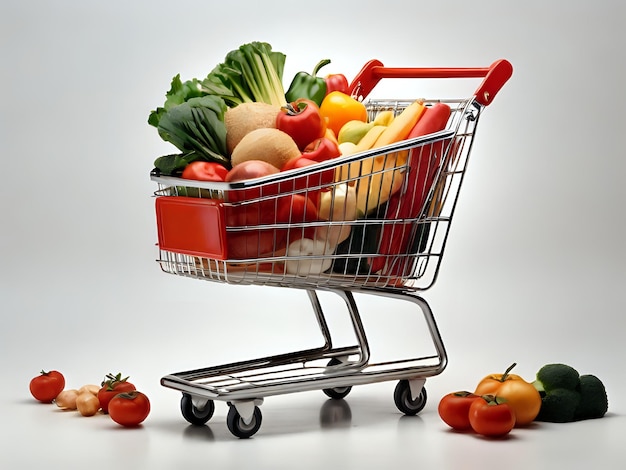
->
[323,386,352,400]
[322,358,353,400]
[226,404,262,439]
[180,393,215,425]
[394,380,427,416]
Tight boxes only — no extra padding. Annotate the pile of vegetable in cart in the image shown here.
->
[148,41,451,274]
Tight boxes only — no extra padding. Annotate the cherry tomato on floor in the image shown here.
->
[29,370,65,403]
[438,391,481,431]
[182,161,229,182]
[98,373,136,414]
[108,391,151,427]
[468,395,516,437]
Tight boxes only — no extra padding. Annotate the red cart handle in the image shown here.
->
[348,59,513,106]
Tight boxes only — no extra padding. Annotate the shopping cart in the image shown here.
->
[150,59,512,438]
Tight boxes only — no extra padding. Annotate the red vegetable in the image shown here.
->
[29,370,65,403]
[276,99,327,150]
[438,391,481,431]
[281,156,318,172]
[302,137,341,163]
[369,102,452,276]
[406,102,451,140]
[468,395,516,437]
[108,391,151,427]
[277,194,318,241]
[325,73,350,95]
[97,373,136,414]
[182,161,228,182]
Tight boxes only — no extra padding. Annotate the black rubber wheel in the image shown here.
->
[323,385,352,400]
[180,393,215,425]
[322,358,353,399]
[226,405,262,439]
[393,380,427,416]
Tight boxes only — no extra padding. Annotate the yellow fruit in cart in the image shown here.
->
[353,125,387,154]
[337,120,374,145]
[372,110,395,127]
[373,100,425,149]
[338,141,357,156]
[335,125,388,183]
[355,156,405,215]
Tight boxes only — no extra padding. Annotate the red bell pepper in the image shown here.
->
[302,137,341,163]
[276,98,327,150]
[325,73,350,95]
[369,102,452,276]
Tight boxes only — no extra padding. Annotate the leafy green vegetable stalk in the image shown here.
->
[148,41,288,175]
[154,95,228,174]
[204,41,287,107]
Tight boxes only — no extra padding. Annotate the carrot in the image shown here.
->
[372,100,426,148]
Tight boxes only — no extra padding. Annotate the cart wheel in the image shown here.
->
[393,380,427,416]
[322,358,353,400]
[226,404,262,439]
[180,393,215,425]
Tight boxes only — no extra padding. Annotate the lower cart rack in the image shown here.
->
[150,59,512,437]
[161,288,445,437]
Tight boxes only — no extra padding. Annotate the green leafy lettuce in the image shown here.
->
[149,41,288,175]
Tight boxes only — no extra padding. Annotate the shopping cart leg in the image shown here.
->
[306,288,371,370]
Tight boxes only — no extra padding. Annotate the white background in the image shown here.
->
[1,0,625,468]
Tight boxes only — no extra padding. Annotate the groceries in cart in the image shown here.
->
[147,42,507,289]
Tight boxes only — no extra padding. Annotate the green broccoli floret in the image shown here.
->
[534,363,580,393]
[574,374,608,420]
[535,388,581,423]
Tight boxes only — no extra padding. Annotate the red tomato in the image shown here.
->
[437,391,481,431]
[225,160,279,183]
[108,391,151,427]
[224,197,288,260]
[276,99,327,150]
[279,194,318,243]
[474,363,542,426]
[181,161,229,182]
[302,137,341,163]
[226,229,284,259]
[468,395,516,437]
[281,156,318,172]
[98,373,136,414]
[29,370,65,403]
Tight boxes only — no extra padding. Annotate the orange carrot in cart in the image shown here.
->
[372,100,426,150]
